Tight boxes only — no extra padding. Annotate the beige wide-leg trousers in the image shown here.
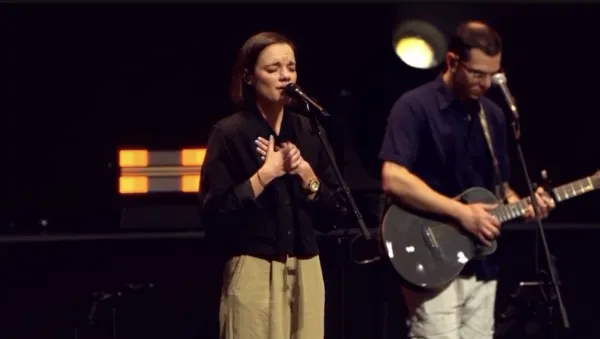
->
[219,254,325,339]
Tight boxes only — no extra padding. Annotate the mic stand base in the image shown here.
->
[497,277,567,339]
[509,120,569,331]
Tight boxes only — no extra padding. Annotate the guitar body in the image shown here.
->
[380,187,500,291]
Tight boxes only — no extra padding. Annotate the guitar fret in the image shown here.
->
[504,206,512,221]
[518,200,527,218]
[496,205,504,222]
[510,202,517,220]
[504,206,510,221]
[561,187,566,200]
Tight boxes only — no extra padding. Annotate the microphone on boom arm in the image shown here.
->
[284,83,330,117]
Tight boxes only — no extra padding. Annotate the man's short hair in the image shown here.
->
[448,21,502,61]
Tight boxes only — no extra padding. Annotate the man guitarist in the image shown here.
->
[379,21,556,338]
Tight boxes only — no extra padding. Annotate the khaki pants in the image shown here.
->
[402,276,497,339]
[219,254,325,339]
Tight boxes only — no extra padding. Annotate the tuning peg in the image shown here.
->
[540,169,551,185]
[539,169,556,200]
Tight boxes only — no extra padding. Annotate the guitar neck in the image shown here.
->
[493,176,597,223]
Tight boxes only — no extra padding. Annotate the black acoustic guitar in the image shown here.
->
[379,171,600,291]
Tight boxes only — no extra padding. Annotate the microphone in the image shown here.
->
[284,83,330,117]
[491,73,519,120]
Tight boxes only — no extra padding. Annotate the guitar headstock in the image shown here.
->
[591,170,600,189]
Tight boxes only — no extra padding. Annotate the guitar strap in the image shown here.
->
[478,103,506,201]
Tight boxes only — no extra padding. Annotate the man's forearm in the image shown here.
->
[382,162,465,221]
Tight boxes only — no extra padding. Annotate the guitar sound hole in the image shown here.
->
[423,227,437,248]
[421,226,445,261]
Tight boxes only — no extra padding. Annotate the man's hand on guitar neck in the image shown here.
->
[522,186,556,221]
[456,203,501,247]
[504,182,556,221]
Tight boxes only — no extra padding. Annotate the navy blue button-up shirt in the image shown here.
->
[379,76,511,280]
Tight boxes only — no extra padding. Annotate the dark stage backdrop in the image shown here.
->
[3,4,599,230]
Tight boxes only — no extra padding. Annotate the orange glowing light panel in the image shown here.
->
[119,150,149,167]
[181,174,201,192]
[118,148,205,194]
[181,148,206,166]
[119,176,149,194]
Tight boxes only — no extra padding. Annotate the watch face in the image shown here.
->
[308,179,320,192]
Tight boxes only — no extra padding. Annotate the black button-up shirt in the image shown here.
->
[379,76,511,280]
[199,107,342,258]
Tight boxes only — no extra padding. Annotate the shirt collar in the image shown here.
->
[435,75,482,115]
[435,75,454,111]
[247,104,295,142]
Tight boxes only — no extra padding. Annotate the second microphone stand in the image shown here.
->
[503,113,570,338]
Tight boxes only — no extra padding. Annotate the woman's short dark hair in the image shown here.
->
[448,21,502,61]
[230,32,296,106]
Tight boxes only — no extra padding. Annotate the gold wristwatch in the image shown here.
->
[305,178,320,194]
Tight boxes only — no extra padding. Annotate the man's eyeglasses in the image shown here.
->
[459,62,502,81]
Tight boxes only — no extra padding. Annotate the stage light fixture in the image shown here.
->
[392,20,447,70]
[394,36,436,69]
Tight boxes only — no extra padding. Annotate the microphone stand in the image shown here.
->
[299,100,373,244]
[504,110,570,337]
[299,99,377,339]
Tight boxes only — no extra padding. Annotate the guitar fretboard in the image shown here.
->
[492,176,597,223]
[553,177,596,202]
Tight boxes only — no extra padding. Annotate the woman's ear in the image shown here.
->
[243,69,252,85]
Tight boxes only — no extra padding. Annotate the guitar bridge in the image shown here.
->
[422,226,444,261]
